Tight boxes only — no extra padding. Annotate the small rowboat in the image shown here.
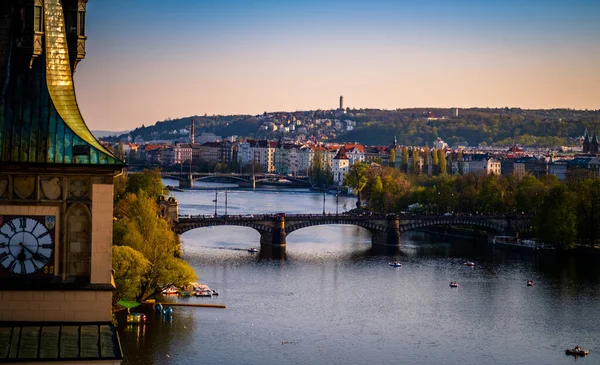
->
[388,262,402,267]
[449,282,459,288]
[527,280,534,286]
[565,347,589,356]
[248,248,258,253]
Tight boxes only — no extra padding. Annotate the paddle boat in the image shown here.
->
[463,261,475,267]
[388,261,402,267]
[248,247,258,253]
[126,312,148,324]
[449,282,459,288]
[527,280,534,286]
[565,346,589,356]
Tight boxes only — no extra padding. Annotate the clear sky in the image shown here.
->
[73,0,600,131]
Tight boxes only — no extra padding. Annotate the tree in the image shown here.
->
[369,176,385,212]
[400,146,409,172]
[438,149,447,175]
[389,148,396,168]
[432,148,439,175]
[423,146,430,174]
[573,179,600,247]
[308,149,332,188]
[344,162,369,208]
[126,168,165,200]
[113,191,197,300]
[411,148,419,174]
[535,184,577,250]
[112,245,150,304]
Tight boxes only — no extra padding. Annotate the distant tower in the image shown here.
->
[190,119,195,143]
[592,132,599,154]
[452,107,459,117]
[339,95,344,110]
[583,128,590,153]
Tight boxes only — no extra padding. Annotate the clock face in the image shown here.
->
[0,215,55,277]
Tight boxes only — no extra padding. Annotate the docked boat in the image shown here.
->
[161,285,178,295]
[565,347,589,356]
[388,262,402,267]
[126,312,147,324]
[463,261,475,267]
[492,236,536,252]
[450,282,459,288]
[248,247,258,253]
[527,280,534,286]
[195,290,213,297]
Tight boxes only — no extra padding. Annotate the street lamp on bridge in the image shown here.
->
[214,188,218,217]
[323,190,326,215]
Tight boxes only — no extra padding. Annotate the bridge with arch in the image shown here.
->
[161,172,311,188]
[175,213,532,249]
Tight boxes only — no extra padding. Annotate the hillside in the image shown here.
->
[101,108,600,147]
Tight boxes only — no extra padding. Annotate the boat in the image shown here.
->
[126,312,147,324]
[449,282,459,288]
[195,290,213,297]
[161,285,178,295]
[492,236,536,252]
[388,262,402,267]
[248,247,258,253]
[211,290,219,296]
[527,280,534,286]
[463,261,475,267]
[565,347,589,356]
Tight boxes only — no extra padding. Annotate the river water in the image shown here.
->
[118,182,600,365]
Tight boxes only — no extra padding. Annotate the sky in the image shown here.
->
[73,0,600,131]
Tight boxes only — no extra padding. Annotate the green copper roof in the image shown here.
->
[0,1,122,166]
[0,322,123,361]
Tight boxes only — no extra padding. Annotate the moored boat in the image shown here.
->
[388,262,402,267]
[162,285,178,295]
[450,282,459,288]
[463,261,475,267]
[248,247,258,253]
[527,280,534,286]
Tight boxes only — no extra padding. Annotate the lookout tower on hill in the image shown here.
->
[0,1,124,363]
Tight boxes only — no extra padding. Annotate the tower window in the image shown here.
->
[34,6,42,32]
[78,11,86,36]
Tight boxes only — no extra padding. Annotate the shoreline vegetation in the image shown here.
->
[344,161,600,251]
[111,168,197,311]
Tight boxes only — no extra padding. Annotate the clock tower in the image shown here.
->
[0,1,123,363]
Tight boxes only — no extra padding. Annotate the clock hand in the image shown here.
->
[20,242,49,264]
[19,242,36,256]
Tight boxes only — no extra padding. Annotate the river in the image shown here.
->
[118,181,600,365]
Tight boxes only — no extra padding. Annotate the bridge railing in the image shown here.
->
[177,212,532,222]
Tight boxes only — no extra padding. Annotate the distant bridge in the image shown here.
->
[175,213,532,249]
[161,172,311,188]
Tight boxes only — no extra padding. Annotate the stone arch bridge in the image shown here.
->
[175,214,532,249]
[161,172,310,188]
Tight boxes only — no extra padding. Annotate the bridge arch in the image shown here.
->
[399,218,516,234]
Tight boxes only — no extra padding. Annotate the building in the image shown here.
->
[332,148,350,186]
[468,154,501,175]
[583,129,599,154]
[0,1,123,363]
[339,95,344,110]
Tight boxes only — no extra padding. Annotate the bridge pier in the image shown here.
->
[259,217,287,247]
[179,174,193,189]
[371,215,401,248]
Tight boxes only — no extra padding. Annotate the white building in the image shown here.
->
[332,148,350,186]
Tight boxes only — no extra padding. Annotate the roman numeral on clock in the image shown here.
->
[19,217,26,230]
[8,260,16,272]
[6,220,16,233]
[37,231,49,239]
[0,252,9,263]
[33,253,49,265]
